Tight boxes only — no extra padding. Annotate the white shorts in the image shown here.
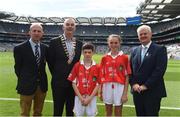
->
[74,96,97,116]
[102,82,124,106]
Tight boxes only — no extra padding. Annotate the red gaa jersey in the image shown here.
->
[68,60,100,95]
[100,51,131,84]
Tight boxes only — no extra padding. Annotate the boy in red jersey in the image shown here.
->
[68,43,100,116]
[100,34,131,116]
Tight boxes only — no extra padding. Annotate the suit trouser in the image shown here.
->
[20,86,46,116]
[133,92,161,116]
[52,85,75,116]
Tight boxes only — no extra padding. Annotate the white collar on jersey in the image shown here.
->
[107,50,123,58]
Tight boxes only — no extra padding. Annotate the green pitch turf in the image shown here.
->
[0,52,180,116]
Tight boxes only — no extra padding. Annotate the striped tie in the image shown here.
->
[35,44,40,66]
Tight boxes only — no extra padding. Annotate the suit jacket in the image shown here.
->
[129,42,167,98]
[14,40,48,95]
[47,35,82,87]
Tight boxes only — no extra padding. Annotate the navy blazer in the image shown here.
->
[14,40,48,95]
[129,42,167,98]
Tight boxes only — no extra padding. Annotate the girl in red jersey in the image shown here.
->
[68,43,100,116]
[100,34,131,116]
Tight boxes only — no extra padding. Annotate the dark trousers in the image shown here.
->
[52,85,75,116]
[133,92,161,116]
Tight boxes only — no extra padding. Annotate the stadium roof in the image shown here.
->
[0,11,15,19]
[0,0,179,24]
[0,15,127,25]
[137,0,180,22]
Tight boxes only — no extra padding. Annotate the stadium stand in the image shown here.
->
[166,44,180,60]
[0,0,180,57]
[0,18,180,55]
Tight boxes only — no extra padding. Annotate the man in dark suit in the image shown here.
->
[48,18,83,116]
[130,25,168,116]
[13,23,48,116]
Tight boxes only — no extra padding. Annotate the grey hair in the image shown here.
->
[137,25,152,34]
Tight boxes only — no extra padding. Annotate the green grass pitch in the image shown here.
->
[0,52,180,116]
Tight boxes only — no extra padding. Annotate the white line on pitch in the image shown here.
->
[0,97,180,110]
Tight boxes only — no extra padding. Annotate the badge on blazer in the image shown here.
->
[146,52,149,57]
[119,65,124,71]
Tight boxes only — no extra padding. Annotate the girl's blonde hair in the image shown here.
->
[107,34,122,43]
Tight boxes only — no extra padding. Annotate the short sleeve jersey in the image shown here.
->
[68,60,100,95]
[100,51,131,84]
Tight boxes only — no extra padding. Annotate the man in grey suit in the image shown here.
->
[130,25,167,116]
[14,23,48,116]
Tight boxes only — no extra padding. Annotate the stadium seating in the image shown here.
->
[0,18,180,55]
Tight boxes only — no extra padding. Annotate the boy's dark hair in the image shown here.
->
[82,43,95,52]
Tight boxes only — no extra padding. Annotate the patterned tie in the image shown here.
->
[141,47,147,63]
[35,44,40,66]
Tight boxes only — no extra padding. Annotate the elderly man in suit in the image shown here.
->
[48,18,83,116]
[129,25,168,116]
[13,23,48,116]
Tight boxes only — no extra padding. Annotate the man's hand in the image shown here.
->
[139,85,147,92]
[132,84,141,93]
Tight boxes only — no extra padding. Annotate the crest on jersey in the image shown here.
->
[119,65,123,71]
[93,76,97,81]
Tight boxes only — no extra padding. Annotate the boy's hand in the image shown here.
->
[83,96,92,106]
[79,96,85,106]
[121,94,128,103]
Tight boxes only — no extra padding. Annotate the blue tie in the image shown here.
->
[141,47,147,63]
[35,44,40,66]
